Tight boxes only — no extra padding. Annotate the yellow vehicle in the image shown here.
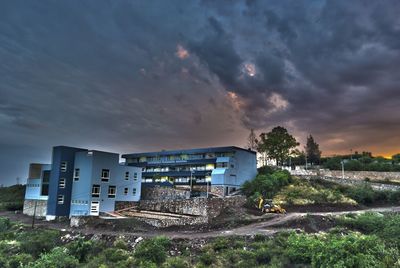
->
[257,196,286,214]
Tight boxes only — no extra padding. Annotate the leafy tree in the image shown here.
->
[246,129,257,151]
[323,157,342,170]
[392,153,400,163]
[257,126,299,166]
[305,135,321,165]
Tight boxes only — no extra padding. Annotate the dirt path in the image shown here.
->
[2,206,400,239]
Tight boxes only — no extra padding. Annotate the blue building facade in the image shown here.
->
[23,146,142,219]
[70,150,141,216]
[122,146,257,196]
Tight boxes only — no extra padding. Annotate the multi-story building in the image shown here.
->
[23,146,142,219]
[69,150,141,217]
[122,146,257,196]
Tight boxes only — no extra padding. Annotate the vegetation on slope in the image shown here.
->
[0,185,25,211]
[1,214,400,267]
[242,168,400,208]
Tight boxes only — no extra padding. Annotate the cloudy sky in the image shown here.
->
[1,1,400,185]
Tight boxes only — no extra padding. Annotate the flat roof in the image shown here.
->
[122,146,256,158]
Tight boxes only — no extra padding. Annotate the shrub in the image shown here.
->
[66,237,105,263]
[162,257,189,268]
[18,229,60,257]
[285,231,399,267]
[273,181,356,206]
[344,184,377,204]
[337,212,400,248]
[0,217,12,232]
[7,253,34,268]
[29,247,79,268]
[242,170,292,199]
[134,236,170,265]
[4,202,23,211]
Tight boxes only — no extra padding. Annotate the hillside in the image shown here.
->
[0,184,25,211]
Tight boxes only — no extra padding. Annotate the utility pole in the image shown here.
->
[341,161,345,179]
[31,200,37,229]
[305,155,308,170]
[190,167,194,197]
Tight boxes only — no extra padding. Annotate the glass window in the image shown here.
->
[60,162,67,172]
[108,186,116,198]
[124,188,128,195]
[132,188,137,195]
[125,171,129,180]
[92,184,100,197]
[101,169,110,182]
[59,178,66,188]
[74,169,80,181]
[57,195,64,204]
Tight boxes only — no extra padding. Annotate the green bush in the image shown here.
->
[198,251,214,266]
[134,236,171,265]
[273,180,356,206]
[0,217,12,232]
[18,229,60,257]
[337,212,400,248]
[7,253,34,268]
[66,237,105,263]
[4,202,23,211]
[29,247,79,268]
[285,231,399,267]
[162,257,189,268]
[344,184,377,204]
[242,170,292,199]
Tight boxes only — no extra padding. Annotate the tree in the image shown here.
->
[257,126,299,166]
[392,154,400,164]
[246,129,257,151]
[305,135,321,165]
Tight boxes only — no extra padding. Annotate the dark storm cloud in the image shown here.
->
[1,0,400,184]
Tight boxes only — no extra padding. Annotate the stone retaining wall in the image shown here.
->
[141,186,190,200]
[291,169,400,181]
[23,200,47,217]
[116,195,246,219]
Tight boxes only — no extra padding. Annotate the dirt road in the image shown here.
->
[2,206,400,239]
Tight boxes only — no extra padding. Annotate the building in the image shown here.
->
[122,146,257,196]
[23,146,142,219]
[69,150,141,217]
[23,163,51,217]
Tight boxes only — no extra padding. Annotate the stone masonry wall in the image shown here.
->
[115,195,246,219]
[23,200,47,217]
[291,170,400,181]
[141,187,190,200]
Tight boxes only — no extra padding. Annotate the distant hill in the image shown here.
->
[0,184,25,211]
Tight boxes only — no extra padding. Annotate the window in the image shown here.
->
[132,188,137,196]
[60,162,67,172]
[108,186,116,198]
[92,184,100,197]
[230,164,235,168]
[133,172,138,180]
[59,178,66,188]
[74,168,80,181]
[125,171,129,180]
[57,195,64,204]
[124,187,128,195]
[101,169,110,182]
